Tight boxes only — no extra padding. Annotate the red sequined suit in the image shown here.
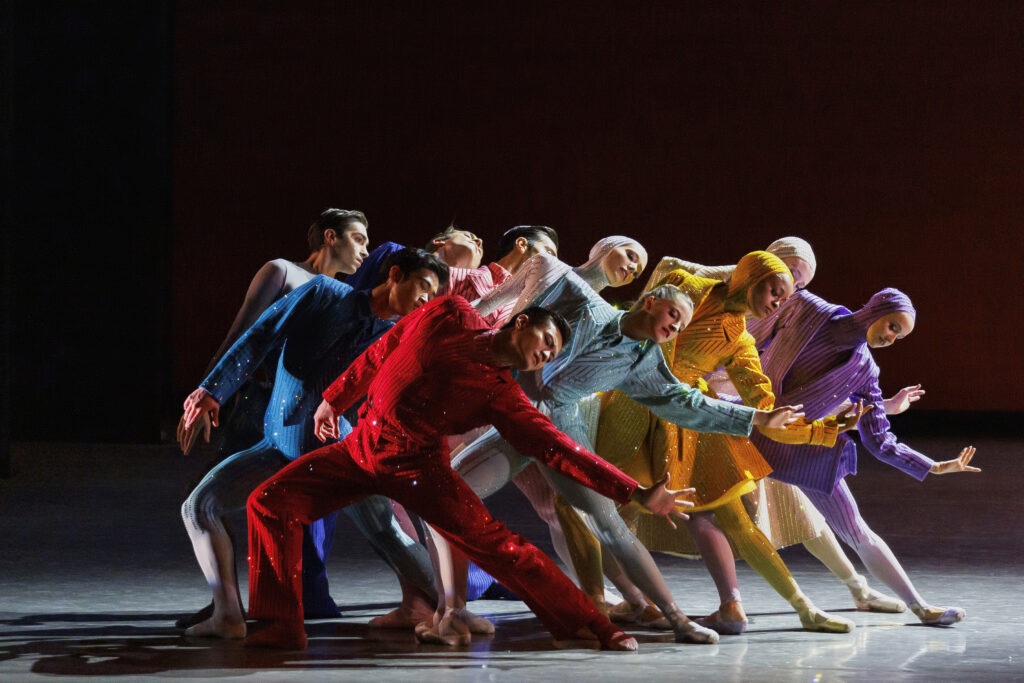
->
[246,296,638,639]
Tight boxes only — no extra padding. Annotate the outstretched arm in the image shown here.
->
[475,253,569,319]
[853,381,936,480]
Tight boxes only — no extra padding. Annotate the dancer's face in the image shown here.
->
[746,273,794,319]
[434,230,484,269]
[866,311,915,348]
[389,267,441,315]
[523,234,558,259]
[509,316,564,371]
[781,257,813,290]
[329,222,370,274]
[641,296,692,343]
[602,244,647,286]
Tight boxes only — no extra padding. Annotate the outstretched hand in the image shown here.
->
[930,446,980,475]
[176,410,211,455]
[314,399,340,443]
[836,400,873,433]
[630,475,696,529]
[182,388,219,433]
[885,384,925,415]
[754,404,805,430]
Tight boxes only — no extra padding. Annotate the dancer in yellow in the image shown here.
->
[572,251,862,633]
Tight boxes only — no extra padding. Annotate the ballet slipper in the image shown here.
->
[555,620,638,651]
[176,602,214,629]
[607,600,671,630]
[797,607,855,633]
[245,620,308,650]
[672,616,720,644]
[368,601,436,629]
[911,604,965,626]
[846,574,907,613]
[695,599,748,635]
[184,614,247,640]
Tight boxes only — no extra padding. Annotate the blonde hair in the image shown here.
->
[632,283,694,312]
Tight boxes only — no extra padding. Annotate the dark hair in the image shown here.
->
[494,225,559,260]
[307,208,368,251]
[424,224,477,253]
[381,247,450,287]
[500,305,572,348]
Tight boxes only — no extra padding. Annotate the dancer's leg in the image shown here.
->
[389,455,634,650]
[804,480,963,625]
[682,510,749,634]
[342,495,438,627]
[711,498,853,633]
[802,526,906,613]
[180,438,287,638]
[514,464,575,574]
[246,437,378,648]
[301,512,341,617]
[539,466,719,643]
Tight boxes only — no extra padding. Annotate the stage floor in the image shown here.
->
[1,434,1021,681]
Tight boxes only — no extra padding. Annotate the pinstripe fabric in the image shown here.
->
[439,262,512,326]
[748,290,933,494]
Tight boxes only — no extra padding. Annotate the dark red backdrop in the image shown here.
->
[172,1,1024,411]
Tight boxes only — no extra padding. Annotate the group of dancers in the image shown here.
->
[175,208,979,651]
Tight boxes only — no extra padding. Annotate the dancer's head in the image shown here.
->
[380,248,450,315]
[494,225,559,273]
[766,236,817,290]
[579,236,649,288]
[498,306,573,371]
[426,225,484,269]
[861,288,916,348]
[307,209,370,274]
[625,284,694,343]
[729,251,794,319]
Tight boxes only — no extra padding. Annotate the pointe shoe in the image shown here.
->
[846,575,907,613]
[175,602,214,629]
[183,615,247,640]
[852,587,907,613]
[607,601,671,630]
[672,617,720,644]
[245,620,308,650]
[912,604,965,626]
[695,600,748,635]
[797,607,855,633]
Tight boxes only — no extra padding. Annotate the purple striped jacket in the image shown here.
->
[746,290,933,494]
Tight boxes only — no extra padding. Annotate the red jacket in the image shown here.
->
[323,296,638,504]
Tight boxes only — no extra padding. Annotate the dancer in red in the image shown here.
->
[246,296,688,650]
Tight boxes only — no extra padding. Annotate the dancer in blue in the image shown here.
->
[179,248,449,640]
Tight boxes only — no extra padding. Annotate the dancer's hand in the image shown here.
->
[182,388,219,431]
[835,400,873,433]
[176,410,211,455]
[314,399,339,442]
[753,404,805,429]
[630,475,695,529]
[930,446,980,475]
[885,384,925,415]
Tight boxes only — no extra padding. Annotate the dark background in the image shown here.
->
[4,1,1023,444]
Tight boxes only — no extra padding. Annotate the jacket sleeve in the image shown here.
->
[727,334,838,447]
[475,253,569,319]
[852,380,934,480]
[202,275,343,403]
[488,383,639,505]
[321,297,439,414]
[620,353,756,436]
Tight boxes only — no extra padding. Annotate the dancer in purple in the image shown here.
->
[747,287,979,626]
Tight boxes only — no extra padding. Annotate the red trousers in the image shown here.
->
[246,422,612,640]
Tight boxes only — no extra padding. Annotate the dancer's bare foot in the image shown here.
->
[368,598,436,629]
[413,607,494,645]
[184,614,247,640]
[563,620,638,651]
